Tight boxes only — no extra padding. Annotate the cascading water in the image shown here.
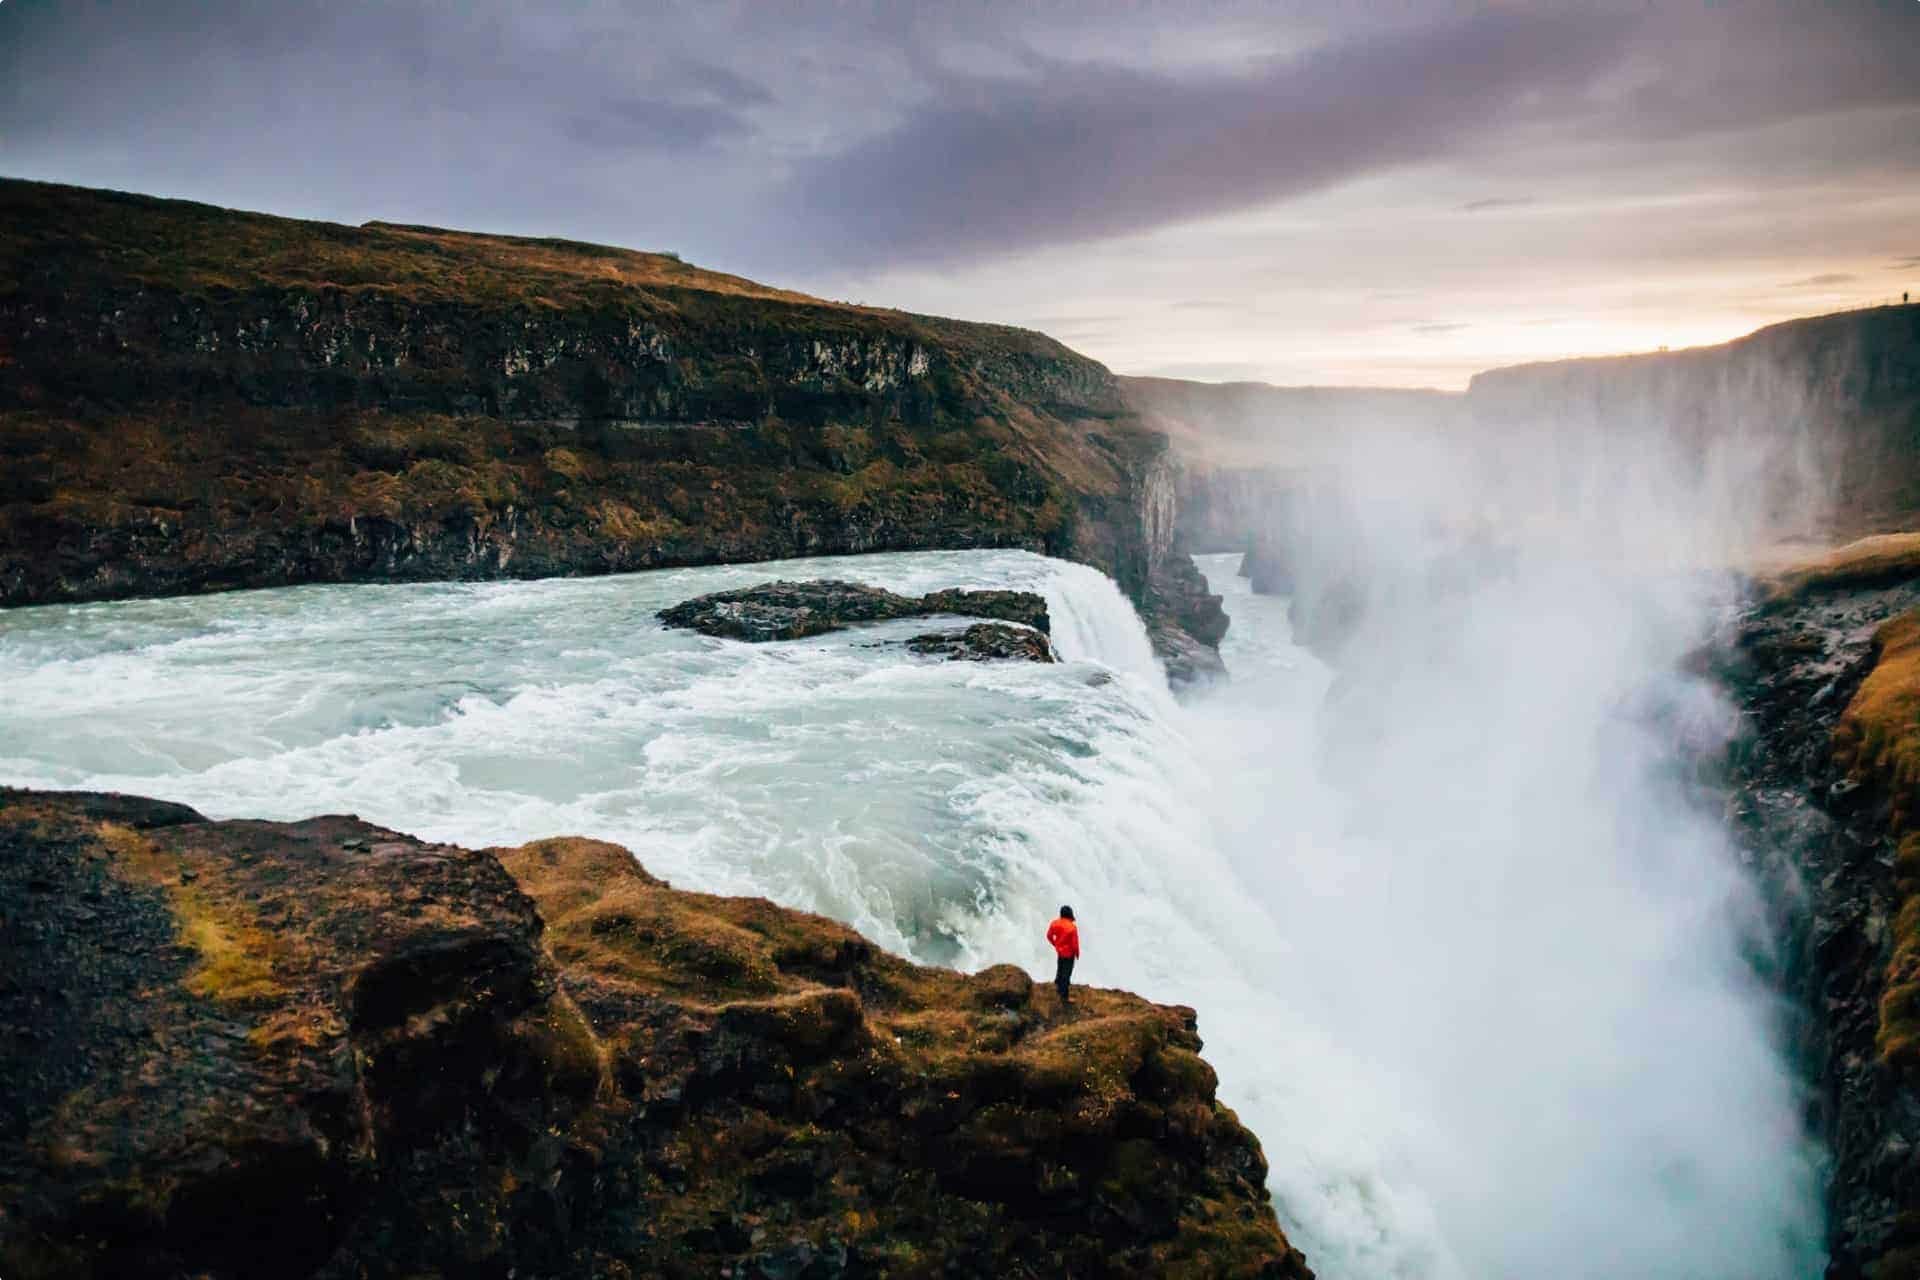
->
[0,540,1824,1276]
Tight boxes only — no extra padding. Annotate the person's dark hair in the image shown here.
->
[1059,905,1074,920]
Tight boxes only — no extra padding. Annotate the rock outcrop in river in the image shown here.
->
[904,623,1056,664]
[0,179,1221,682]
[658,580,1049,643]
[0,788,1310,1279]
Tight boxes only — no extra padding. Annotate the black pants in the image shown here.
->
[1055,955,1075,1003]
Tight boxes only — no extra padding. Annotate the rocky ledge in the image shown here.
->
[659,579,1049,643]
[0,788,1308,1279]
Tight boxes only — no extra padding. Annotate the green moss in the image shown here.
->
[96,821,288,1008]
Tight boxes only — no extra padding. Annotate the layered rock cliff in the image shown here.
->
[0,180,1219,677]
[0,787,1310,1279]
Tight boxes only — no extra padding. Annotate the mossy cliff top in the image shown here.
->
[0,178,1084,363]
[0,788,1309,1279]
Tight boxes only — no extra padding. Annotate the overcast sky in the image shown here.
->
[5,0,1917,388]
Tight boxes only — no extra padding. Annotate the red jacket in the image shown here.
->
[1046,917,1080,959]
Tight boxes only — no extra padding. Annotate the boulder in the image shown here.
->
[905,623,1055,663]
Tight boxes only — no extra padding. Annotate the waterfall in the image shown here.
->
[0,543,1826,1277]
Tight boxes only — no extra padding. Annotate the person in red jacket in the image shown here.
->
[1046,905,1079,1005]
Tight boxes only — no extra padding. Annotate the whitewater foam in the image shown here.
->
[0,546,1822,1276]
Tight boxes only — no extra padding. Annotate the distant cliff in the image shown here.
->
[0,180,1219,676]
[1119,376,1462,474]
[1137,307,1920,631]
[0,787,1311,1278]
[1468,307,1920,535]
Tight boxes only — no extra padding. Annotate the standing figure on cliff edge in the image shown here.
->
[1047,905,1079,1006]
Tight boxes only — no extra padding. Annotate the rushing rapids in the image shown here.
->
[0,547,1825,1277]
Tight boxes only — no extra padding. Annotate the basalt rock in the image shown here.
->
[657,579,1049,643]
[0,787,1310,1279]
[905,623,1055,664]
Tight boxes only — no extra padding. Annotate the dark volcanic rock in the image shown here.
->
[905,623,1055,663]
[0,788,1309,1280]
[1717,577,1920,1278]
[658,579,1050,643]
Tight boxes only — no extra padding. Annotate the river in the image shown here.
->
[0,547,1825,1277]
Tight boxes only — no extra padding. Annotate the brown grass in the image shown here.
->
[96,821,288,1006]
[0,178,824,310]
[1834,611,1920,1066]
[1762,532,1920,600]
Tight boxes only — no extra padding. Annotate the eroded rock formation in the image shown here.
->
[0,788,1310,1279]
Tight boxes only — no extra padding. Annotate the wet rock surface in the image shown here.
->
[658,579,1050,643]
[1717,577,1920,1278]
[905,623,1055,664]
[0,787,1309,1279]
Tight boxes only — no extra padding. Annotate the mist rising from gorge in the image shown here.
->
[1177,361,1836,1275]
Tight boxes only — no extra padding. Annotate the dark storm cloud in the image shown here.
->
[1,0,1917,280]
[785,9,1633,266]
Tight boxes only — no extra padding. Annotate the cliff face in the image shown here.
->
[1138,307,1920,663]
[1719,565,1920,1279]
[1468,307,1920,535]
[0,180,1219,673]
[0,787,1310,1279]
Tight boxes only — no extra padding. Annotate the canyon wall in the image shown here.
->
[1469,307,1920,536]
[0,180,1219,676]
[1721,563,1920,1280]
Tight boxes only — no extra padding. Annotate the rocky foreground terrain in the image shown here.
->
[0,788,1308,1279]
[0,179,1223,684]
